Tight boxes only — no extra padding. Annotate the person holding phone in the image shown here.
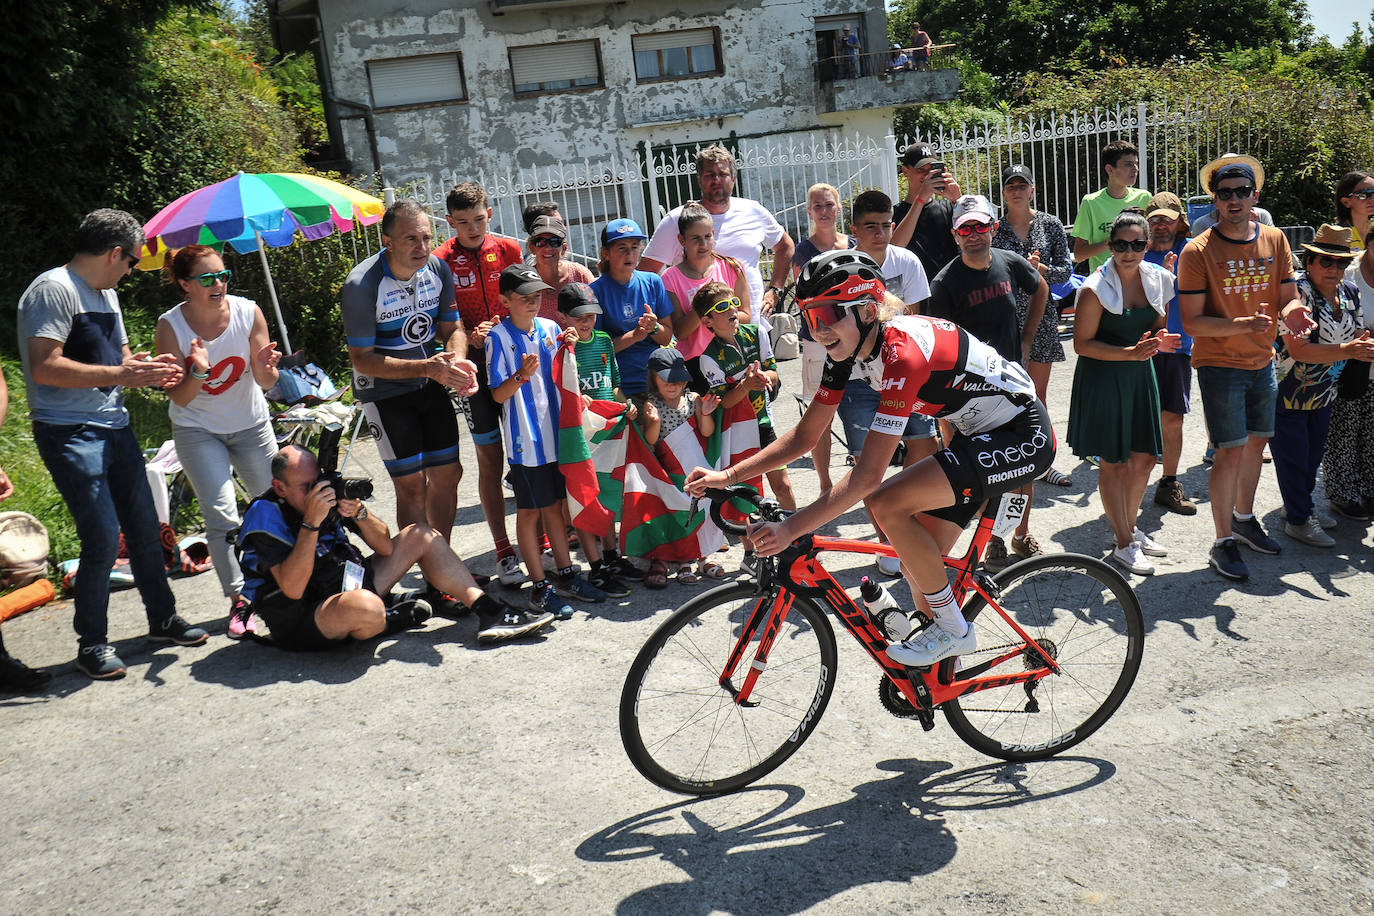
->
[892,143,963,280]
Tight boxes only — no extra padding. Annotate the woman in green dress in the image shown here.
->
[1068,209,1181,575]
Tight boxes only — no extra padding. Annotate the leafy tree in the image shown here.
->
[887,0,1315,89]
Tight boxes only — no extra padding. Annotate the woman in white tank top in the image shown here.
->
[155,245,282,636]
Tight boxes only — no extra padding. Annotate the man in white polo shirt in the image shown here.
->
[640,145,796,324]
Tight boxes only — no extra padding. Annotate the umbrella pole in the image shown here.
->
[255,231,293,355]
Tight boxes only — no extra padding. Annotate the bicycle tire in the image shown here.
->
[943,553,1144,761]
[619,582,838,795]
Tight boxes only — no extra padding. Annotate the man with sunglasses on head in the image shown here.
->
[1178,154,1314,581]
[687,250,1055,668]
[18,208,209,679]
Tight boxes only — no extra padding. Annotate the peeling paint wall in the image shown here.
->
[318,0,894,203]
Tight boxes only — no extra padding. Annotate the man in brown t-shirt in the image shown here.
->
[1178,155,1310,582]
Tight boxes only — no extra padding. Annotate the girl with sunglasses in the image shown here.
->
[1066,210,1181,575]
[687,250,1054,668]
[1335,170,1374,250]
[661,203,751,359]
[155,245,282,637]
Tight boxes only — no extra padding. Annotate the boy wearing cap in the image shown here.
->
[892,143,962,280]
[1143,192,1199,516]
[489,265,608,618]
[1071,140,1152,272]
[1178,154,1311,581]
[561,283,634,596]
[592,218,675,396]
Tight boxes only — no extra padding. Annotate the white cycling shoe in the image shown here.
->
[886,623,977,667]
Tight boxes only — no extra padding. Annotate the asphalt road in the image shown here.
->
[3,344,1372,914]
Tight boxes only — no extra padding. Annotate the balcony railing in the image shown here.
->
[813,43,954,83]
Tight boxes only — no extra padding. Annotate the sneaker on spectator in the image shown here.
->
[555,573,606,603]
[529,583,575,620]
[982,536,1011,572]
[147,614,209,646]
[1010,532,1044,559]
[1110,541,1155,576]
[741,551,761,578]
[875,554,902,576]
[1280,507,1337,530]
[478,602,554,642]
[1284,516,1336,547]
[588,567,631,598]
[425,585,470,620]
[76,643,127,680]
[0,652,51,691]
[1202,446,1215,468]
[1153,479,1197,515]
[1329,499,1369,522]
[1231,514,1281,555]
[1132,527,1167,557]
[613,555,647,582]
[1208,538,1249,581]
[497,554,527,587]
[886,624,977,668]
[383,598,433,636]
[227,597,251,641]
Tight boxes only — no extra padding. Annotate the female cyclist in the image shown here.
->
[686,250,1056,667]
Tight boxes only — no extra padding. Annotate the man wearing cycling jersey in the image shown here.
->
[343,201,478,597]
[432,182,527,585]
[686,250,1054,667]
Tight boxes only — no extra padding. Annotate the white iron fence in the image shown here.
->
[344,101,1281,269]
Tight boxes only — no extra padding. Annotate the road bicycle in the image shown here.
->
[619,486,1144,795]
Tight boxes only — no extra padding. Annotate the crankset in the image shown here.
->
[879,678,935,731]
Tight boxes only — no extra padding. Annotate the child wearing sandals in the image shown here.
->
[638,347,726,585]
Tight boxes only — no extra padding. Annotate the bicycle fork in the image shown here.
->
[718,589,796,707]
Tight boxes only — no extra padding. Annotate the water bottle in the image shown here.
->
[860,575,913,642]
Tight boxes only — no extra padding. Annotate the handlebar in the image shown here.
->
[692,485,786,536]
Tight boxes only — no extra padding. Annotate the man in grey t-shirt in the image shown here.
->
[18,209,209,679]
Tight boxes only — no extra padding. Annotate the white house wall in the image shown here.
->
[319,0,890,195]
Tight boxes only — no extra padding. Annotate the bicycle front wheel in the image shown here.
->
[943,553,1144,761]
[619,582,838,795]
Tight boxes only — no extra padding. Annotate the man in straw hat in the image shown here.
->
[1178,154,1315,581]
[1190,153,1274,236]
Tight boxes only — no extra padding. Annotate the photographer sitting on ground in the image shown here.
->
[239,445,552,649]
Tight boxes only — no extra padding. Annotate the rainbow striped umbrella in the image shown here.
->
[140,172,386,352]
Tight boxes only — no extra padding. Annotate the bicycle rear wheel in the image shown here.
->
[943,554,1143,761]
[619,582,837,795]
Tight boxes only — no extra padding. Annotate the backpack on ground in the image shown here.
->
[0,511,50,587]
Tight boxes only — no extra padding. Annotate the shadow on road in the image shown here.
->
[577,755,1115,914]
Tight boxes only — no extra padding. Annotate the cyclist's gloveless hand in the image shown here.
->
[747,519,794,557]
[685,466,726,497]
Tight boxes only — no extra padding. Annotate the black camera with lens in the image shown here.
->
[315,421,374,502]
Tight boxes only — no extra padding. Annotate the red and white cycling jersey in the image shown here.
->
[815,314,1035,436]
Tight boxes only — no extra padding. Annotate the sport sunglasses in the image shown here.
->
[801,298,873,333]
[954,221,993,237]
[705,295,741,316]
[190,269,233,287]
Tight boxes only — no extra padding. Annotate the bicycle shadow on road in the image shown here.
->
[577,756,1114,915]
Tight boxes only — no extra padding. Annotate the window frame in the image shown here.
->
[365,51,468,112]
[631,27,723,84]
[508,39,604,97]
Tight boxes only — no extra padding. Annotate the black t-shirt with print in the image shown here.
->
[927,249,1041,363]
